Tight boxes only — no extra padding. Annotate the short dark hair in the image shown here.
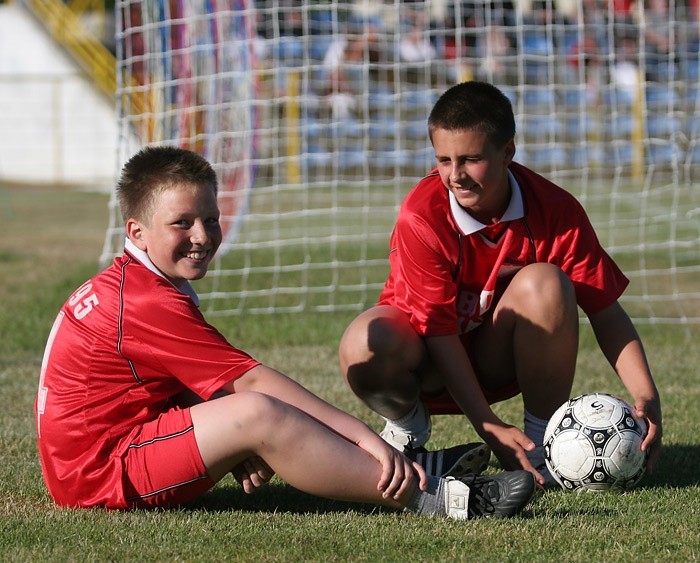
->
[428,81,516,149]
[116,145,218,224]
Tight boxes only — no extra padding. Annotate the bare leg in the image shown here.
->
[338,305,433,419]
[473,263,579,419]
[190,391,414,509]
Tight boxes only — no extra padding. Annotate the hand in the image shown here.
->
[231,456,275,494]
[481,421,547,487]
[634,396,663,475]
[357,433,427,501]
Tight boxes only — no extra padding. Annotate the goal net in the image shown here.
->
[102,0,700,325]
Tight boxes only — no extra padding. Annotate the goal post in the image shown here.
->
[102,0,700,325]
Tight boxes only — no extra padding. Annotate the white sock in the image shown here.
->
[383,401,424,427]
[381,401,431,449]
[382,401,430,441]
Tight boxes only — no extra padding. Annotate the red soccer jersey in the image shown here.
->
[378,161,629,337]
[35,241,260,508]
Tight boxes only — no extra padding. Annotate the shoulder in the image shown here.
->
[510,162,585,213]
[510,162,570,196]
[395,171,458,250]
[115,252,200,314]
[400,170,447,215]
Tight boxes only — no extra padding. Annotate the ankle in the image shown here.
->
[404,475,445,516]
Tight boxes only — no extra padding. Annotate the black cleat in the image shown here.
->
[405,443,491,477]
[447,470,536,519]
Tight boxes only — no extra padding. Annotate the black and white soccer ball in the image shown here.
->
[543,392,648,492]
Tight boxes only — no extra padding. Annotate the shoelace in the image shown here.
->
[460,474,498,517]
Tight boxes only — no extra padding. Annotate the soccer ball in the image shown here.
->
[543,393,647,492]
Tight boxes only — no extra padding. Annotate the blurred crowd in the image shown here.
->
[251,0,699,102]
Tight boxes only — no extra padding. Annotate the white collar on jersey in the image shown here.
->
[124,238,200,306]
[448,168,524,236]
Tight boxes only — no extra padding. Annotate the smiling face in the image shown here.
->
[126,182,222,288]
[432,127,515,224]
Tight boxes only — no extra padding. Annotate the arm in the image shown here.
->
[588,301,663,473]
[222,364,427,498]
[425,334,542,480]
[224,365,378,442]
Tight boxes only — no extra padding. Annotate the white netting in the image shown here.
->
[102,0,700,324]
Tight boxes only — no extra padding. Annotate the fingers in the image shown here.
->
[378,451,413,500]
[375,452,395,495]
[486,426,548,486]
[232,456,275,494]
[513,441,547,487]
[635,399,663,475]
[412,461,428,491]
[640,420,662,475]
[488,426,534,468]
[231,466,253,494]
[373,447,424,503]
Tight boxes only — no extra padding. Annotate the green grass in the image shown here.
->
[2,185,699,561]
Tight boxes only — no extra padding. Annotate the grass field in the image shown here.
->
[2,185,699,562]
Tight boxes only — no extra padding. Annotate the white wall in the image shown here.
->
[0,3,118,189]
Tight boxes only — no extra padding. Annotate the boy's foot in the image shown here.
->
[444,471,536,520]
[405,443,491,477]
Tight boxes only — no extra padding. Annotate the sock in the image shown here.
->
[381,402,432,450]
[383,400,424,428]
[404,475,446,516]
[381,400,431,447]
[523,409,548,469]
[524,409,559,487]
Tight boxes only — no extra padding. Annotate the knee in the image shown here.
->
[226,392,292,436]
[192,391,297,475]
[340,317,399,391]
[508,263,577,323]
[339,307,423,394]
[340,307,419,369]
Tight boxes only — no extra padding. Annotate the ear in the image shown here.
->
[125,218,148,251]
[503,138,516,165]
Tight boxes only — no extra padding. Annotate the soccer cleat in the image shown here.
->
[445,471,536,520]
[443,478,471,519]
[405,443,491,478]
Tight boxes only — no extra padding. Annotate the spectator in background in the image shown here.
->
[519,0,571,82]
[399,7,437,64]
[476,26,513,84]
[613,0,638,22]
[612,36,642,103]
[439,2,480,82]
[322,30,379,119]
[564,0,608,102]
[680,0,700,71]
[643,0,675,81]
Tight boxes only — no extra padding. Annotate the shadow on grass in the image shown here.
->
[641,443,700,489]
[187,481,381,516]
[183,443,698,515]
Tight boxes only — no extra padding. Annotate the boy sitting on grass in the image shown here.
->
[35,145,534,519]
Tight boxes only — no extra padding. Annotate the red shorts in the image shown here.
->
[420,382,521,415]
[121,407,214,509]
[419,331,521,415]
